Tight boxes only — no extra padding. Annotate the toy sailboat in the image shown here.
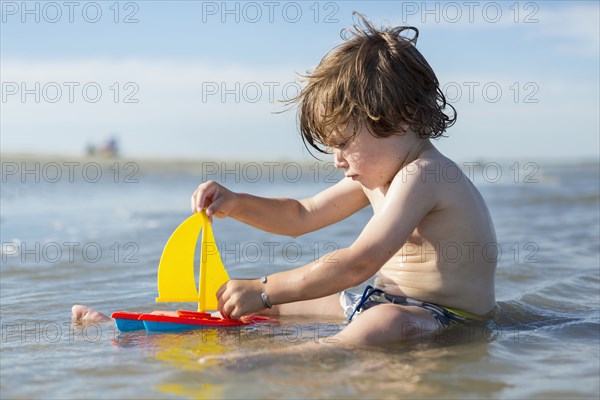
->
[112,212,274,332]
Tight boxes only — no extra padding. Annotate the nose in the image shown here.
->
[333,149,348,170]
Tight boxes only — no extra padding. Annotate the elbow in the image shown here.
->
[346,271,369,288]
[269,226,307,238]
[285,232,302,239]
[279,225,307,238]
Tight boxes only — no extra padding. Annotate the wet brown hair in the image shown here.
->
[288,12,456,155]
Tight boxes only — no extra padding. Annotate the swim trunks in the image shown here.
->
[340,285,485,329]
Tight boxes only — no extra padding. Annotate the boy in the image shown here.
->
[190,14,497,346]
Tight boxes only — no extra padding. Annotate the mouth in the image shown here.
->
[345,174,358,180]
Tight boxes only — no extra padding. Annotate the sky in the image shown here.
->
[1,0,599,162]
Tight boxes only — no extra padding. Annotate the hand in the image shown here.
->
[216,279,265,320]
[191,180,238,222]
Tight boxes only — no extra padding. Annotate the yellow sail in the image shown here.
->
[156,212,230,311]
[199,215,230,312]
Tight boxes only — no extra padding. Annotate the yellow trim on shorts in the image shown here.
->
[442,306,484,321]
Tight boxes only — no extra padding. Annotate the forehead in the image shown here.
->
[320,129,348,148]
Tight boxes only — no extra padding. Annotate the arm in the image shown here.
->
[217,162,440,318]
[192,178,369,237]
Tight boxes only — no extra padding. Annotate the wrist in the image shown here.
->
[260,292,272,309]
[228,191,243,218]
[258,275,272,309]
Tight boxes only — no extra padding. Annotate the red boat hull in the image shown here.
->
[112,310,276,332]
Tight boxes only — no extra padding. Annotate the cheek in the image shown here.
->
[347,154,380,178]
[345,152,362,169]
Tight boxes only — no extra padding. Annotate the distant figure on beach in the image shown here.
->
[74,14,497,346]
[85,136,119,158]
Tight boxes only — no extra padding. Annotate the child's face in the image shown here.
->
[330,124,407,190]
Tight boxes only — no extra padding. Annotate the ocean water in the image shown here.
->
[1,155,599,399]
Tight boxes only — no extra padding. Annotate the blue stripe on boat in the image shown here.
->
[143,320,204,332]
[114,318,145,332]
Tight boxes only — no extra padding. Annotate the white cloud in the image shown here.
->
[1,57,598,161]
[385,2,599,59]
[535,3,600,58]
[0,59,304,158]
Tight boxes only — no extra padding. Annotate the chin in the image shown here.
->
[362,177,390,191]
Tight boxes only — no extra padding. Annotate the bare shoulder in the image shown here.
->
[385,150,458,204]
[398,151,463,184]
[386,147,493,234]
[394,147,496,243]
[391,149,474,203]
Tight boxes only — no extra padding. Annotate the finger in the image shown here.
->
[218,303,227,319]
[216,288,228,317]
[221,301,235,320]
[217,295,225,317]
[232,306,247,320]
[198,182,216,211]
[191,188,199,213]
[206,196,225,219]
[216,285,230,315]
[217,292,226,312]
[216,282,227,299]
[194,185,205,212]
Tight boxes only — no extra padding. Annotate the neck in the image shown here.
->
[397,138,434,171]
[381,137,435,191]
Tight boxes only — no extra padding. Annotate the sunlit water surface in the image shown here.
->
[1,157,598,399]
